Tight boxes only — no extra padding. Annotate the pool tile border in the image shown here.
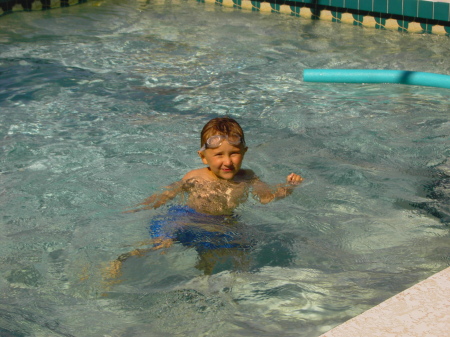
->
[0,0,87,13]
[1,0,449,35]
[206,0,450,35]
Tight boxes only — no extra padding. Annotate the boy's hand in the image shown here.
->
[286,173,303,185]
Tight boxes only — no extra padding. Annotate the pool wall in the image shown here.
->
[209,0,450,35]
[1,0,449,35]
[0,0,87,12]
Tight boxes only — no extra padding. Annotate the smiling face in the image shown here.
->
[198,139,247,181]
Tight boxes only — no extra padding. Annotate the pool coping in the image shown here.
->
[318,266,450,336]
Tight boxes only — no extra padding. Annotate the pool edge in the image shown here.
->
[1,0,449,36]
[208,0,450,35]
[318,266,450,336]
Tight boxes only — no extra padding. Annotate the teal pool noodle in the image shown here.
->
[303,69,450,89]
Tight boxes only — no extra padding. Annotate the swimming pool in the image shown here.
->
[1,0,449,336]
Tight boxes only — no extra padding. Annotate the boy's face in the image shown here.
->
[198,140,247,181]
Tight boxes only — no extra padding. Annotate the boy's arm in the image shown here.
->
[251,173,303,204]
[124,180,185,212]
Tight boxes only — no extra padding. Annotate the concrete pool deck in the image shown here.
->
[319,266,450,336]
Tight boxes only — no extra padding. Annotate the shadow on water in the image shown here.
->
[0,326,26,337]
[413,175,450,226]
[0,57,205,114]
[0,307,75,337]
[0,58,94,102]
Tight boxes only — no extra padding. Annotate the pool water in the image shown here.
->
[1,0,449,336]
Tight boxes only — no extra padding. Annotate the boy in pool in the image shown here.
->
[104,117,302,279]
[133,117,302,215]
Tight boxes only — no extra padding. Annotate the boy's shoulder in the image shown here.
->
[182,168,210,181]
[182,168,257,182]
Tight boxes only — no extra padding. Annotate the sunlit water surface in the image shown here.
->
[1,1,449,336]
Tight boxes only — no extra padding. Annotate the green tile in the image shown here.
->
[345,0,359,11]
[359,0,373,12]
[316,0,331,6]
[330,0,344,8]
[388,0,404,16]
[418,1,433,20]
[251,0,260,10]
[433,3,450,22]
[397,19,410,32]
[290,5,301,16]
[403,0,418,18]
[353,13,364,24]
[298,0,317,5]
[374,0,388,13]
[284,0,450,26]
[311,7,321,19]
[375,16,387,29]
[331,10,343,22]
[233,0,242,8]
[270,3,280,12]
[420,22,433,33]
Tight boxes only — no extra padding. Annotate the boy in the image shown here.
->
[105,117,302,279]
[132,117,303,215]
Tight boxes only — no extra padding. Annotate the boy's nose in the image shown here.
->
[223,156,232,165]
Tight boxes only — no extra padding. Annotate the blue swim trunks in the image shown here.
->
[149,206,252,252]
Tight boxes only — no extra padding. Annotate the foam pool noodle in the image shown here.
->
[303,69,450,89]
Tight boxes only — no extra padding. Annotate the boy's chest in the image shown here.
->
[190,181,249,205]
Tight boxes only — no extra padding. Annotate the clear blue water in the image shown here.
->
[1,1,449,336]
